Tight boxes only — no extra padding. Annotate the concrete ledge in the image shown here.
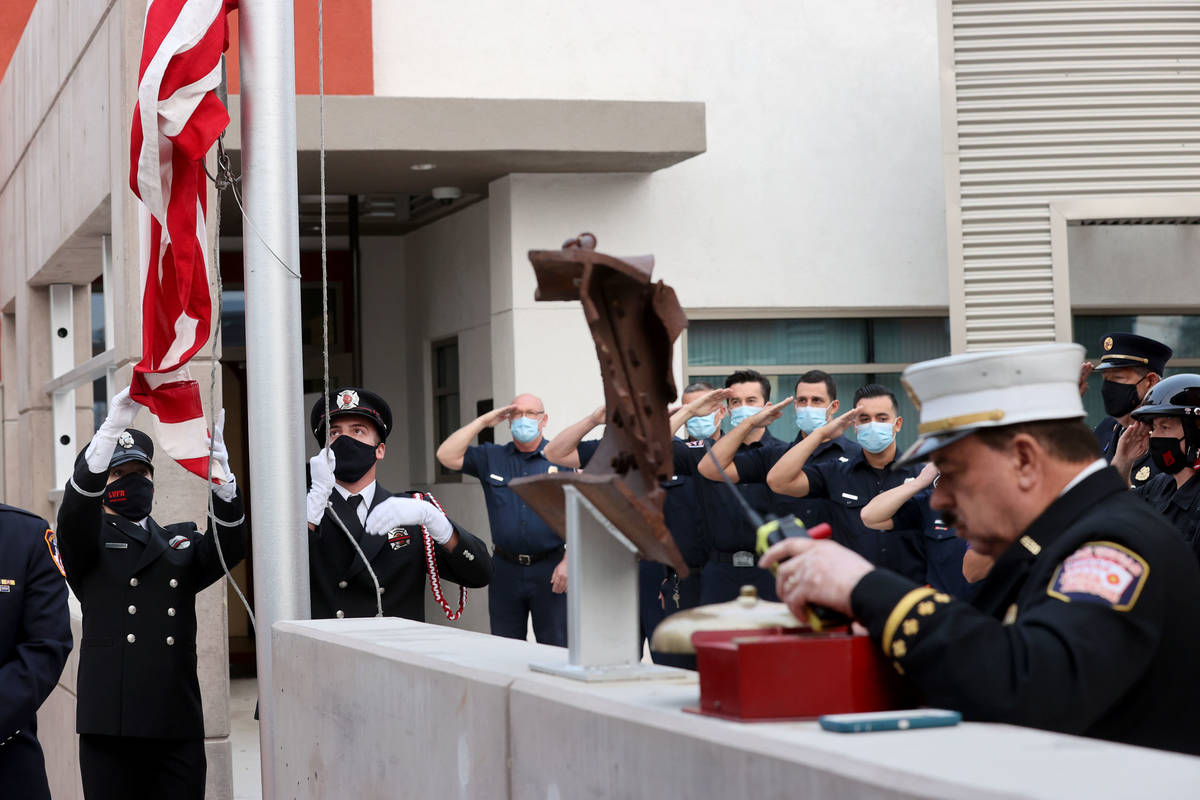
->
[272,618,1200,800]
[225,95,707,194]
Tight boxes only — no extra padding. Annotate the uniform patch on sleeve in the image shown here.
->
[45,529,66,577]
[1047,542,1149,612]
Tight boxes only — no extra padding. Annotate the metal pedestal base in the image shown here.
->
[529,486,685,682]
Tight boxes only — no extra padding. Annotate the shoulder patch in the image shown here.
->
[1047,541,1149,612]
[44,529,66,577]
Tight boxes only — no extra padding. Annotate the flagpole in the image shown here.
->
[237,1,310,798]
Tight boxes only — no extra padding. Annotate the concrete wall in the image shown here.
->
[273,617,1200,800]
[372,1,950,313]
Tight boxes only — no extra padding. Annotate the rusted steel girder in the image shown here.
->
[510,233,690,576]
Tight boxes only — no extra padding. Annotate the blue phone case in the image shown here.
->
[818,709,962,733]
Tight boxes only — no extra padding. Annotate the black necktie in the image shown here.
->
[347,494,363,509]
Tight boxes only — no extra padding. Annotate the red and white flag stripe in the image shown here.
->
[129,0,236,481]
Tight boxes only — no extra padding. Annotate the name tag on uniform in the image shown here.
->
[838,457,849,463]
[489,474,504,482]
[104,542,129,549]
[841,492,858,501]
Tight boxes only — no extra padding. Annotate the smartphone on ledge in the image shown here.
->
[818,708,962,733]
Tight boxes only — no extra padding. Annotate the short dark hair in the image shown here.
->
[973,419,1100,463]
[794,370,837,402]
[724,369,771,402]
[853,383,897,414]
[683,381,715,395]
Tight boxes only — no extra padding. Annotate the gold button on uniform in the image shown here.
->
[126,634,136,644]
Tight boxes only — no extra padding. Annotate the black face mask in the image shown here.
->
[1101,379,1143,418]
[330,435,379,483]
[104,472,154,521]
[1149,436,1189,475]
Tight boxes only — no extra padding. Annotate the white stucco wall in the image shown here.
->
[372,0,950,312]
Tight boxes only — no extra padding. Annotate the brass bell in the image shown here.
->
[650,585,803,654]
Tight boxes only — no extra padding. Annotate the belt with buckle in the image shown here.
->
[712,550,757,568]
[494,545,564,566]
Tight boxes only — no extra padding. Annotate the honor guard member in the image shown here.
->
[699,370,860,532]
[436,394,567,644]
[56,389,248,799]
[1089,332,1171,487]
[763,344,1200,755]
[0,504,72,800]
[547,384,721,666]
[1125,374,1200,563]
[766,384,926,583]
[306,389,492,621]
[672,372,789,605]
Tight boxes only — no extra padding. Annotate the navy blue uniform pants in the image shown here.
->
[80,734,205,800]
[1,731,52,800]
[699,562,780,605]
[488,554,567,646]
[641,561,703,669]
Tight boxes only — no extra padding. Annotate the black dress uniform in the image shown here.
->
[1093,332,1173,488]
[308,484,492,620]
[56,444,247,799]
[1134,472,1200,563]
[851,466,1200,755]
[0,505,72,800]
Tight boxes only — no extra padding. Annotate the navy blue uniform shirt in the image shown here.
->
[575,438,712,568]
[462,440,563,553]
[893,488,975,600]
[732,433,861,530]
[802,450,926,583]
[679,430,787,554]
[1095,416,1156,488]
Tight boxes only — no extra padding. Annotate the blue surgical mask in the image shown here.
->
[795,406,827,435]
[856,421,896,454]
[511,417,541,444]
[728,405,762,428]
[686,412,717,440]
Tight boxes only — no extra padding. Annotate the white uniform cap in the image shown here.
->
[897,343,1087,464]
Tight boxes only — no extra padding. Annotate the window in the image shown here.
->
[1074,314,1200,428]
[432,338,460,481]
[686,316,951,452]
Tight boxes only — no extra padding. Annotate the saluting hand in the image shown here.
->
[685,388,734,417]
[817,405,863,442]
[747,397,793,429]
[1078,362,1095,396]
[482,404,517,427]
[589,406,606,426]
[915,461,939,489]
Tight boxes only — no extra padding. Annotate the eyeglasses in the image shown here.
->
[513,410,545,420]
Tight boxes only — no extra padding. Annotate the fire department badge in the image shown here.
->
[169,534,192,550]
[1135,465,1151,482]
[387,527,411,550]
[337,390,360,410]
[1047,541,1148,611]
[44,529,66,577]
[1103,336,1114,351]
[117,431,135,449]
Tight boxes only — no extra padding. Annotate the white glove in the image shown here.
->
[306,448,336,526]
[84,387,143,473]
[365,496,453,545]
[207,410,237,501]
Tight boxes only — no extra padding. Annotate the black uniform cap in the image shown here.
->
[107,428,154,471]
[1094,333,1172,376]
[310,388,392,444]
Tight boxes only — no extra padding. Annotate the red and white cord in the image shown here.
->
[417,491,468,620]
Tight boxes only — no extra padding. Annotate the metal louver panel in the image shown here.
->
[942,0,1200,351]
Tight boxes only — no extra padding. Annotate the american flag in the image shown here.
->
[129,0,236,481]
